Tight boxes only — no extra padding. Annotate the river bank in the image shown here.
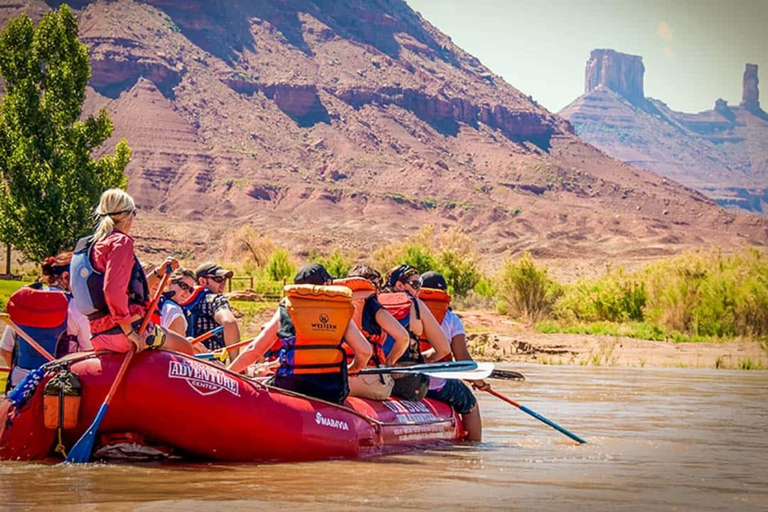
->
[459,310,768,370]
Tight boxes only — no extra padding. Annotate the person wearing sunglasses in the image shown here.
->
[153,268,196,338]
[182,262,241,357]
[376,265,451,401]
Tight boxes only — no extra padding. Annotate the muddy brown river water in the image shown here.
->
[1,364,766,511]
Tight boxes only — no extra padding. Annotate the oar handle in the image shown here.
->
[190,325,224,345]
[0,313,54,362]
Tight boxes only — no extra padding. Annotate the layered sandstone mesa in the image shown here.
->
[585,49,645,103]
[741,64,760,111]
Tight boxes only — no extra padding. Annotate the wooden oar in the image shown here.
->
[357,360,477,376]
[484,388,587,445]
[0,313,54,362]
[190,325,224,346]
[66,266,172,463]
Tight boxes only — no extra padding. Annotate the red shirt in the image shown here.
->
[89,230,145,335]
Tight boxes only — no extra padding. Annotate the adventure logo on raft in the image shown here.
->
[168,358,240,397]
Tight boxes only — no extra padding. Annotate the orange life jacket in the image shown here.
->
[275,285,354,376]
[378,291,422,363]
[334,277,387,366]
[417,287,452,361]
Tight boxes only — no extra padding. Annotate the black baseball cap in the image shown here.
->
[194,262,234,281]
[421,271,447,290]
[294,263,333,285]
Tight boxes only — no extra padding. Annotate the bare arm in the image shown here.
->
[451,333,472,361]
[375,309,409,366]
[1,348,12,367]
[167,316,187,337]
[214,307,241,359]
[415,298,451,362]
[228,310,280,374]
[343,321,372,374]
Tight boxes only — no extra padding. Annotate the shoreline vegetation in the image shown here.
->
[2,226,766,371]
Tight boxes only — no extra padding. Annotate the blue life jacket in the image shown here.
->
[70,235,149,320]
[6,283,69,370]
[181,286,211,335]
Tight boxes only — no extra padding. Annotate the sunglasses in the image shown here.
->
[404,278,422,289]
[174,280,194,293]
[207,275,227,284]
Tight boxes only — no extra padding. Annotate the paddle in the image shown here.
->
[0,313,55,362]
[490,369,525,381]
[66,265,172,463]
[194,335,255,360]
[426,362,494,380]
[357,360,478,376]
[190,325,224,346]
[483,388,587,445]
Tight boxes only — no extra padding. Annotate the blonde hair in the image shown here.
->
[93,189,135,242]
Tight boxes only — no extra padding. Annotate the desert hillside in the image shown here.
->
[561,49,768,214]
[1,2,766,269]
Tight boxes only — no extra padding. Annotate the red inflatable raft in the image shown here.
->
[0,350,463,462]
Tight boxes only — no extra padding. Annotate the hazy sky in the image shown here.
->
[406,0,768,114]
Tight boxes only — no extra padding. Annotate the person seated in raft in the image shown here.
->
[418,270,486,442]
[183,262,242,358]
[229,263,372,405]
[152,268,197,338]
[1,252,92,390]
[334,264,410,400]
[69,188,193,356]
[378,265,451,400]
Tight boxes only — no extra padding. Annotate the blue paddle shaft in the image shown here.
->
[519,405,587,444]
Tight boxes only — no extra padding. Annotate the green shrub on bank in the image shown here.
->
[497,252,561,323]
[310,250,354,279]
[266,248,295,282]
[554,267,646,322]
[644,250,768,338]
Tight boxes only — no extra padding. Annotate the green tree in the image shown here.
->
[0,5,130,261]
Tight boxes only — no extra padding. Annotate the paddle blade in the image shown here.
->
[65,403,109,463]
[428,362,494,380]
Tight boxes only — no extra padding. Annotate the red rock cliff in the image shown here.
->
[741,63,760,112]
[585,49,645,104]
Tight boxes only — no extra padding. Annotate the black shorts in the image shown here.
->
[426,379,477,414]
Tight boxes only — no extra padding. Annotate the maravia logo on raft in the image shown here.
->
[315,412,349,431]
[168,359,240,397]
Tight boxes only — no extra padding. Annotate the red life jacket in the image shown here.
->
[275,285,354,376]
[418,287,452,362]
[6,284,69,370]
[334,277,386,366]
[378,292,422,363]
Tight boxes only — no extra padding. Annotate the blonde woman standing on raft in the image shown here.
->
[70,189,193,355]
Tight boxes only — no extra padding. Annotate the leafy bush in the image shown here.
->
[266,248,295,282]
[311,250,355,279]
[554,267,646,322]
[497,252,561,323]
[644,250,768,338]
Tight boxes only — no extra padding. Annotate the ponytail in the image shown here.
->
[93,189,135,242]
